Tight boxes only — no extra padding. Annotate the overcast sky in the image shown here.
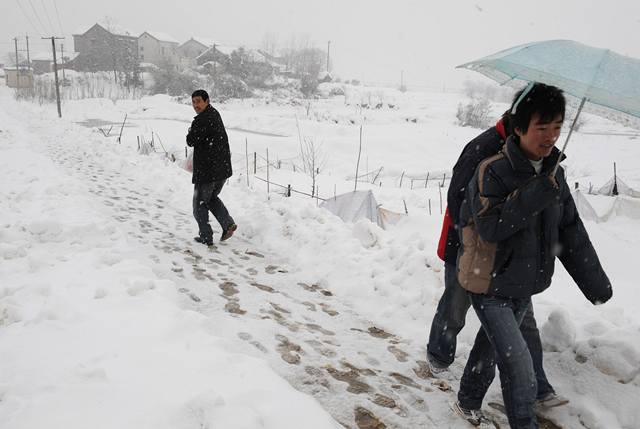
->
[2,0,640,89]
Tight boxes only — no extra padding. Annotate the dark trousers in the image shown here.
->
[427,263,554,398]
[458,294,538,429]
[193,180,234,241]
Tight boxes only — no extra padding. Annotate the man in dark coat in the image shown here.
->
[187,89,236,245]
[453,83,612,428]
[428,113,561,407]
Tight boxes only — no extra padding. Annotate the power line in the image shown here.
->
[40,0,56,35]
[14,0,40,35]
[52,0,65,36]
[27,0,48,35]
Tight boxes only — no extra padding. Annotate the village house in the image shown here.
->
[72,23,139,79]
[195,43,234,67]
[4,66,34,89]
[138,31,180,69]
[177,37,215,68]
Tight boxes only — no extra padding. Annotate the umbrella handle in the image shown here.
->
[552,97,587,178]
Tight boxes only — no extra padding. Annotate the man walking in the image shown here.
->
[187,89,236,245]
[453,83,612,428]
[428,108,562,408]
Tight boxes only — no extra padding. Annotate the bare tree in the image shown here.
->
[261,31,278,56]
[300,136,327,197]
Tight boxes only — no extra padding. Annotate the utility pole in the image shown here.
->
[14,37,19,70]
[43,36,64,118]
[326,40,331,73]
[212,43,217,97]
[25,35,31,70]
[14,37,20,93]
[60,43,66,81]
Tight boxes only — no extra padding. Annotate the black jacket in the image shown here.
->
[443,126,505,264]
[186,105,232,184]
[457,136,612,304]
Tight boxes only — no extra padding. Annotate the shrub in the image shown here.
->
[215,74,252,100]
[456,97,492,129]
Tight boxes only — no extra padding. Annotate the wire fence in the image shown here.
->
[94,122,452,216]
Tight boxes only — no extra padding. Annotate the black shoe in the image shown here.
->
[194,236,213,246]
[220,223,237,242]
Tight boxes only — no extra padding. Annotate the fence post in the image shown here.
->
[403,199,408,214]
[399,171,405,188]
[354,125,363,192]
[438,184,443,214]
[425,172,430,188]
[117,113,127,144]
[245,138,250,186]
[287,184,291,197]
[266,148,270,197]
[428,199,432,215]
[254,152,257,174]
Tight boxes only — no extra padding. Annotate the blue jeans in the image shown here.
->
[193,180,234,241]
[458,294,538,429]
[427,263,554,398]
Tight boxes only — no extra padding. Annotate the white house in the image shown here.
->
[138,31,180,68]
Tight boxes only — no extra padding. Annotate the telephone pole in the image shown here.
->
[43,36,64,118]
[25,35,31,70]
[14,37,19,70]
[60,43,66,81]
[14,37,20,93]
[212,43,217,96]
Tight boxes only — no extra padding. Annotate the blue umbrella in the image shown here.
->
[457,39,640,174]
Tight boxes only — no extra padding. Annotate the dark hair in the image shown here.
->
[500,109,513,136]
[191,89,209,101]
[510,83,565,133]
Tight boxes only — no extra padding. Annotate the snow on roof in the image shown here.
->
[30,52,53,62]
[191,36,218,47]
[216,45,236,55]
[73,22,137,37]
[195,44,237,60]
[142,31,179,44]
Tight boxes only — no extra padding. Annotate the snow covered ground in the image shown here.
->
[1,84,639,429]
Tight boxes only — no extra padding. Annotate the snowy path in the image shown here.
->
[27,122,566,429]
[37,118,464,428]
[5,95,637,428]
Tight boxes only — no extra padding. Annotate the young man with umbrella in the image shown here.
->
[452,82,612,428]
[428,103,564,409]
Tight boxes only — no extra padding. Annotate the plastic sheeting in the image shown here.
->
[596,177,640,198]
[320,190,403,230]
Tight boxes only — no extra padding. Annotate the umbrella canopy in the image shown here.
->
[458,39,640,125]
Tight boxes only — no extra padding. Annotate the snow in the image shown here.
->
[72,22,138,38]
[142,31,180,44]
[1,83,639,428]
[189,36,220,48]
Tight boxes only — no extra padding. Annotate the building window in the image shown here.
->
[140,46,144,52]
